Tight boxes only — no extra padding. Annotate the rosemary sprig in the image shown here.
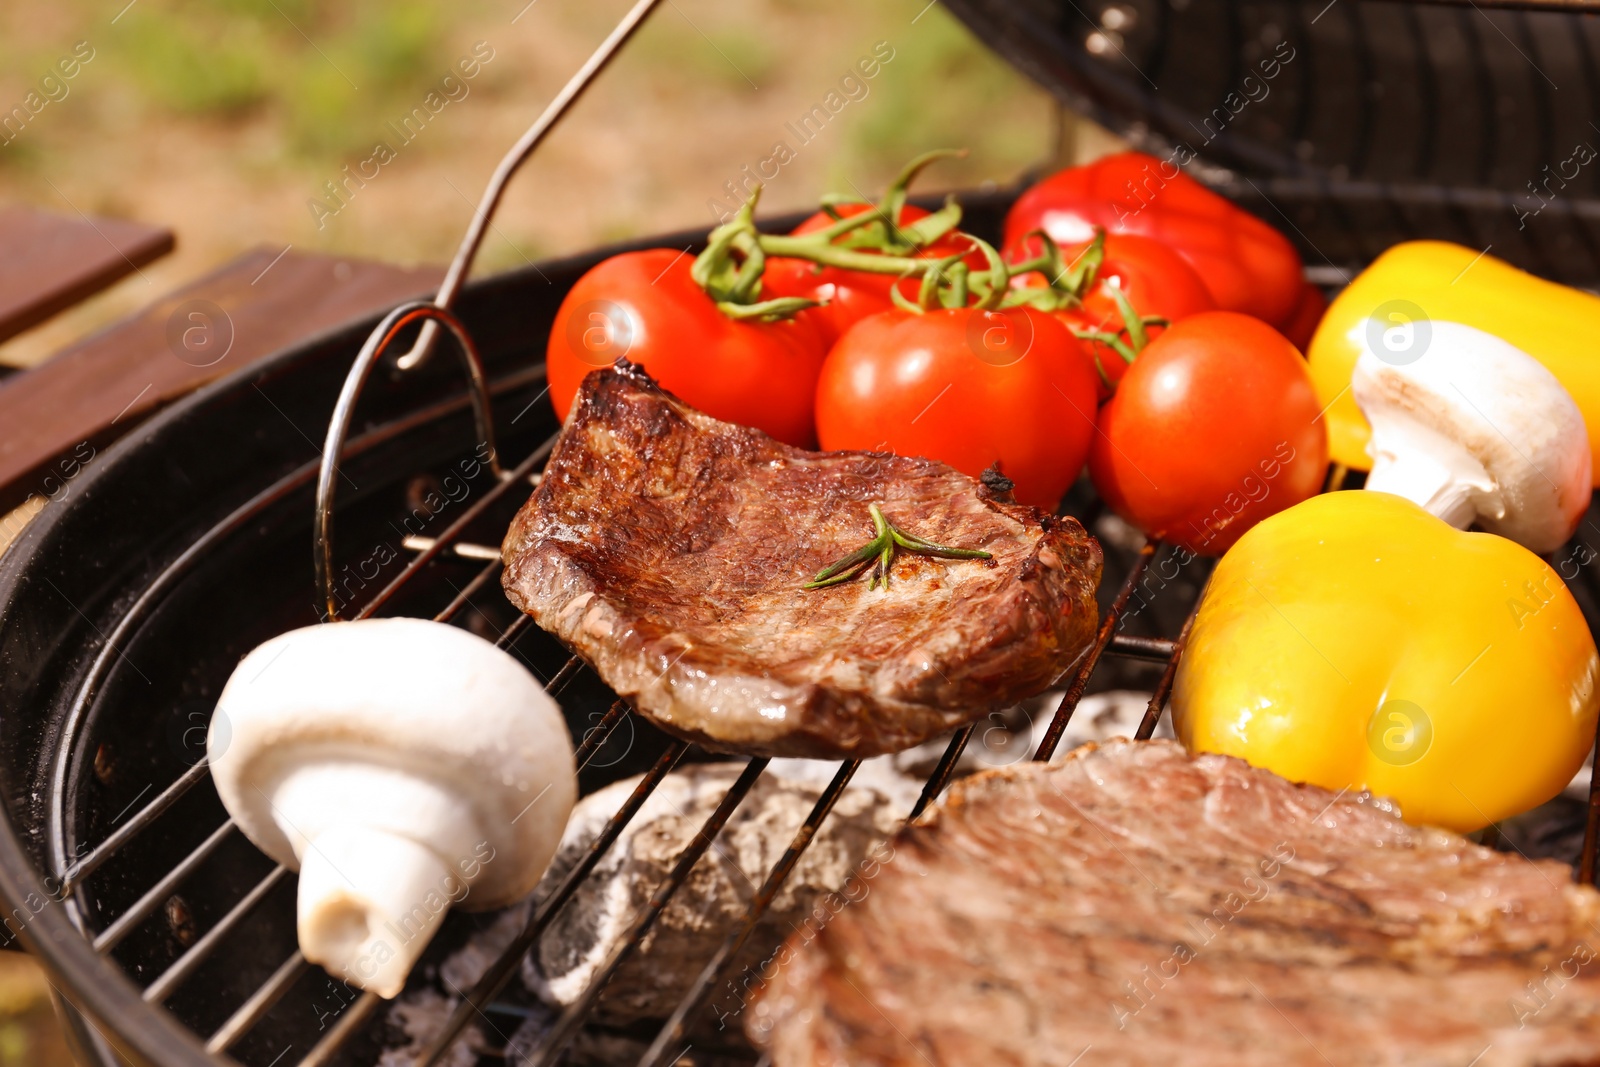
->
[805,503,992,591]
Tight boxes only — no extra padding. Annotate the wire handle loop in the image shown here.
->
[314,302,503,621]
[396,0,664,371]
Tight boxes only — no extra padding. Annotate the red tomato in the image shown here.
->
[1280,281,1328,353]
[764,203,982,346]
[815,306,1098,511]
[547,249,826,448]
[1089,311,1327,555]
[1004,152,1304,329]
[1011,232,1215,399]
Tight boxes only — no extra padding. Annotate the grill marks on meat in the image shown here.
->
[501,361,1102,758]
[749,740,1600,1067]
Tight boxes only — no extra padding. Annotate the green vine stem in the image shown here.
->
[691,149,988,321]
[806,148,968,253]
[1070,286,1168,362]
[690,189,822,321]
[998,228,1169,389]
[690,150,1142,320]
[1065,283,1170,391]
[805,503,992,591]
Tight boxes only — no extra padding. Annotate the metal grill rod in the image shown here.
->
[143,865,290,1005]
[494,612,534,650]
[412,738,690,1067]
[297,991,383,1067]
[92,818,237,953]
[546,654,585,696]
[402,536,501,562]
[528,758,771,1067]
[61,758,212,895]
[637,759,862,1067]
[574,700,629,759]
[909,725,975,823]
[435,557,504,623]
[205,950,308,1054]
[397,0,665,371]
[1135,605,1200,742]
[1573,545,1600,886]
[1035,540,1161,762]
[1108,634,1177,661]
[351,435,554,623]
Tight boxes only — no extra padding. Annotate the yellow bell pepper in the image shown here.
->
[1307,240,1600,486]
[1171,491,1599,832]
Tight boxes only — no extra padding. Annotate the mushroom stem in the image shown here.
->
[270,759,482,998]
[298,825,456,999]
[1363,426,1492,531]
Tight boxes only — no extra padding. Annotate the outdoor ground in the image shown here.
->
[0,1,1118,1062]
[0,0,1121,370]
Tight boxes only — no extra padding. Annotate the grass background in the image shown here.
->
[0,0,1122,370]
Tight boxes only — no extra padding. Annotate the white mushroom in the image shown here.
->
[1352,318,1591,553]
[208,618,576,998]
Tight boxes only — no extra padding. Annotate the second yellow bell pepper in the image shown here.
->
[1172,491,1599,832]
[1307,240,1600,485]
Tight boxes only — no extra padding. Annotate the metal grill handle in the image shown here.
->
[314,302,503,621]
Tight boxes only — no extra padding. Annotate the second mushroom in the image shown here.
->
[1352,317,1591,553]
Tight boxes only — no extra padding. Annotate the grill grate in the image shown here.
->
[35,379,1600,1066]
[45,421,1198,1067]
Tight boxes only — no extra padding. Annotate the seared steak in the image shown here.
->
[749,740,1600,1067]
[502,361,1102,758]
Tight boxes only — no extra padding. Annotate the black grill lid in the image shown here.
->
[944,0,1600,285]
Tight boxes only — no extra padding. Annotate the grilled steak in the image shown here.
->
[749,740,1600,1067]
[502,361,1102,758]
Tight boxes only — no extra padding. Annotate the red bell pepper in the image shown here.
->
[1280,280,1328,353]
[1003,151,1304,329]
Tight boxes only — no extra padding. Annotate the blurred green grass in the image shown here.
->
[0,0,1066,361]
[108,0,450,155]
[1,0,1050,184]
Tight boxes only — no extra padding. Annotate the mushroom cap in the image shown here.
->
[1352,319,1591,553]
[209,617,576,908]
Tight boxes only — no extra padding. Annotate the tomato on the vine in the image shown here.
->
[814,306,1098,511]
[1010,231,1214,399]
[546,249,827,448]
[1089,311,1327,554]
[764,203,982,346]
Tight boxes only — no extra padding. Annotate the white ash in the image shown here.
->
[523,759,914,1027]
[379,989,480,1067]
[379,902,535,1066]
[894,688,1172,779]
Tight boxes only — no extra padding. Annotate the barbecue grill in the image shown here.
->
[3,1,1600,1064]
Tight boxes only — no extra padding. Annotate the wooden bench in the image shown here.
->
[0,207,443,540]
